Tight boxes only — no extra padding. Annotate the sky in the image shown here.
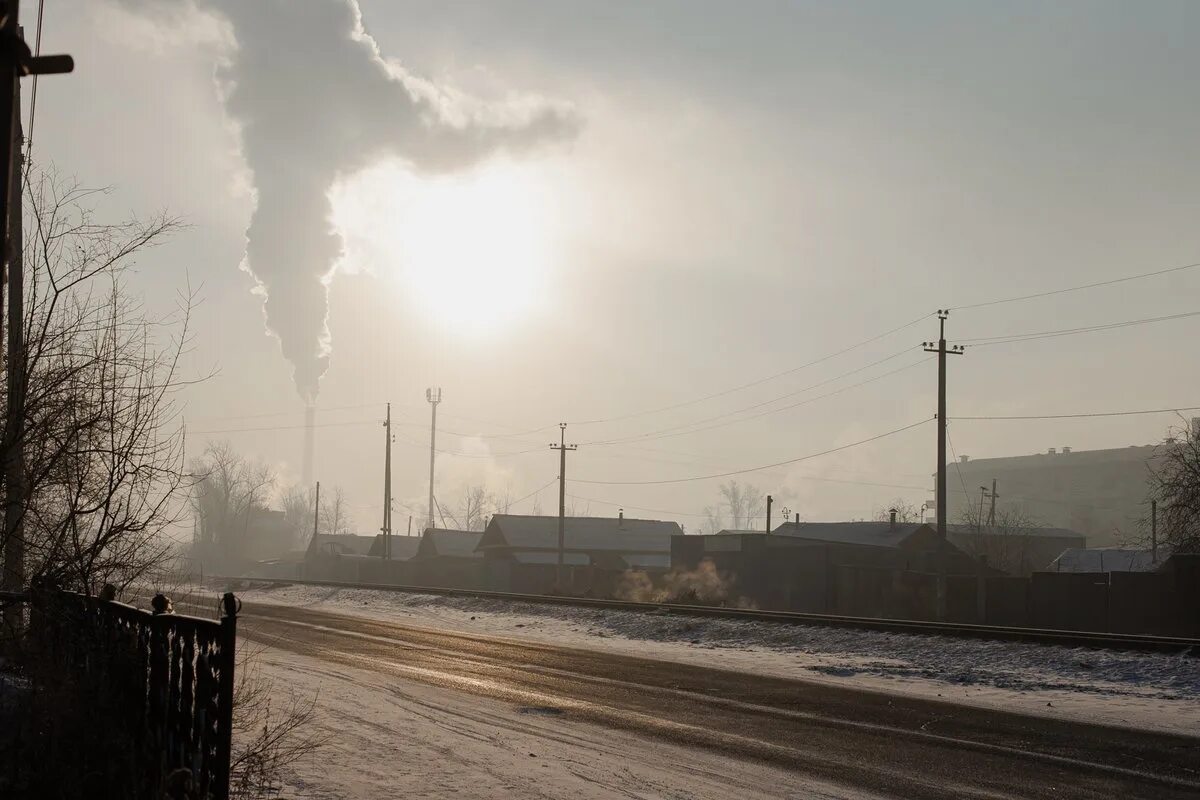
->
[26,0,1200,533]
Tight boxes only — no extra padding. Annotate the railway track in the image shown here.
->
[209,576,1200,655]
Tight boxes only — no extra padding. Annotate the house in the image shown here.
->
[946,524,1086,576]
[673,520,985,617]
[303,533,378,581]
[478,514,680,594]
[409,529,484,589]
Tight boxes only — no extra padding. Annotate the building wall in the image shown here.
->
[945,447,1156,546]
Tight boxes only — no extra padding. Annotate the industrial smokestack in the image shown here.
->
[127,0,579,400]
[302,405,316,487]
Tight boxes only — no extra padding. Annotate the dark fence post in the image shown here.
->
[212,592,240,800]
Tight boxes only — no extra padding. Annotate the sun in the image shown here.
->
[332,159,559,335]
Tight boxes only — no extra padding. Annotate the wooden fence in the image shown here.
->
[28,587,239,799]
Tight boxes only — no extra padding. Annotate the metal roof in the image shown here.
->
[1047,548,1162,573]
[366,534,422,559]
[946,524,1085,542]
[308,533,376,556]
[416,529,484,559]
[771,521,930,549]
[481,514,679,554]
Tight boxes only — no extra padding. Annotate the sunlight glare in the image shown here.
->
[332,159,559,335]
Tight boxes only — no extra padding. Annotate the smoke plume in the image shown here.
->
[133,0,578,400]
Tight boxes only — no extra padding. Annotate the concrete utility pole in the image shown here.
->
[311,481,321,544]
[381,403,392,558]
[987,478,998,527]
[923,310,964,622]
[426,387,441,531]
[549,423,577,590]
[765,494,773,533]
[0,7,71,622]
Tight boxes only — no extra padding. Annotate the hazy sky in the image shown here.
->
[30,0,1200,532]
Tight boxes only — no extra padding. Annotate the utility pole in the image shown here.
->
[923,309,964,621]
[987,478,998,527]
[425,387,441,531]
[549,423,576,590]
[0,9,71,623]
[765,494,773,533]
[381,403,392,558]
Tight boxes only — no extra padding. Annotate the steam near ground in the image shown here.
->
[226,583,1200,736]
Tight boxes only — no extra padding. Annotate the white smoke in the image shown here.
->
[118,0,579,400]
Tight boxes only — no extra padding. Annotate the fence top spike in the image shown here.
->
[221,592,240,619]
[151,594,173,615]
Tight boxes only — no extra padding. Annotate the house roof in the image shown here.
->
[367,534,422,559]
[308,534,376,557]
[771,521,930,549]
[416,529,484,559]
[480,514,680,554]
[946,524,1085,542]
[1047,547,1162,573]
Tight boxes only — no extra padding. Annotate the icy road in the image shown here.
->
[202,589,1200,800]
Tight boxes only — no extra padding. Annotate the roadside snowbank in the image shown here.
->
[226,582,1200,735]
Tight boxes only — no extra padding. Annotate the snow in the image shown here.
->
[229,582,1200,737]
[256,649,882,799]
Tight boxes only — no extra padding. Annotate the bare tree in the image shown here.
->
[457,484,492,531]
[954,504,1043,575]
[189,442,277,570]
[718,481,765,530]
[280,484,315,546]
[1144,423,1200,554]
[2,172,199,595]
[318,485,353,536]
[699,505,725,535]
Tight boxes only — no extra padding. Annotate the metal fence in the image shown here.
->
[28,587,239,800]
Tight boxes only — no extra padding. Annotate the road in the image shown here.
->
[230,600,1200,800]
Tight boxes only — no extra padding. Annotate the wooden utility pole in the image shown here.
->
[0,3,72,620]
[987,478,998,527]
[765,494,773,533]
[549,423,576,590]
[311,481,321,543]
[426,388,441,530]
[923,310,964,622]
[381,402,392,558]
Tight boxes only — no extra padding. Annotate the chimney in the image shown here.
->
[889,508,897,530]
[959,455,969,463]
[1047,447,1056,455]
[1062,446,1071,455]
[618,508,624,525]
[302,405,316,486]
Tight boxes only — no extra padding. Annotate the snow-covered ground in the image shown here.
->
[228,583,1200,736]
[259,649,882,799]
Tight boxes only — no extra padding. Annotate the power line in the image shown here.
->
[508,478,557,509]
[584,355,931,447]
[565,313,933,427]
[25,0,46,160]
[188,419,377,435]
[571,418,932,486]
[951,260,1200,311]
[953,405,1200,421]
[960,309,1200,347]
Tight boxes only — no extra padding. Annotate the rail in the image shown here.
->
[214,576,1199,655]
